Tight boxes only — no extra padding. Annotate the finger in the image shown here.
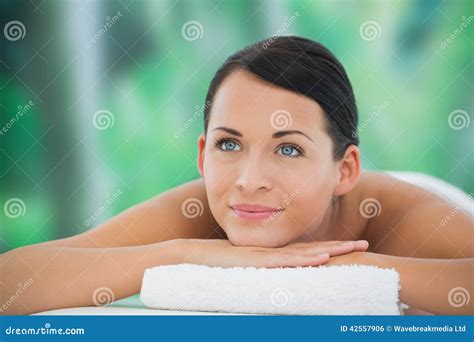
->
[298,242,357,256]
[261,252,330,268]
[308,240,368,256]
[291,240,369,253]
[287,240,353,252]
[353,240,369,251]
[287,240,346,248]
[321,240,369,255]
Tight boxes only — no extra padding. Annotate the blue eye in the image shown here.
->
[278,145,302,157]
[214,139,302,158]
[215,139,241,152]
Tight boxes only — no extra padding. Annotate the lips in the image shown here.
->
[230,203,283,221]
[231,204,280,212]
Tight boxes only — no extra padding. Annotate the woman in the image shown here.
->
[1,36,472,315]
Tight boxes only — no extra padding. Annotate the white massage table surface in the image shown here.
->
[34,294,241,315]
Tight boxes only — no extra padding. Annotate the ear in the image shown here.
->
[333,144,361,197]
[197,133,206,178]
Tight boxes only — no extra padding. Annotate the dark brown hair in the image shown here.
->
[203,35,359,160]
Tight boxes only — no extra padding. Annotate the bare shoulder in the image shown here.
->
[32,178,226,249]
[331,171,402,242]
[153,178,226,239]
[352,171,473,258]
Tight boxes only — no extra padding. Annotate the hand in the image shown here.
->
[169,238,369,268]
[324,251,376,266]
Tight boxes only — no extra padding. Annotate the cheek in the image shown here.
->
[203,156,236,222]
[291,190,330,225]
[285,170,335,224]
[204,148,231,177]
[203,156,234,194]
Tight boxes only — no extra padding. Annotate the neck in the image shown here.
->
[293,196,340,243]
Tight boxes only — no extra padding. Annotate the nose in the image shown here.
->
[235,152,273,193]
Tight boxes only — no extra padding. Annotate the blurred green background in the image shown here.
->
[1,0,472,253]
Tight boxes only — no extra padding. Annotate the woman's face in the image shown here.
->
[198,70,349,248]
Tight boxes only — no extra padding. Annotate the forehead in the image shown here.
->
[208,70,327,135]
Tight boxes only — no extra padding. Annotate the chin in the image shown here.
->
[226,230,290,248]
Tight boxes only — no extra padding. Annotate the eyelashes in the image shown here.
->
[213,138,241,152]
[213,137,305,158]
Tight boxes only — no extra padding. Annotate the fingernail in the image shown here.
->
[342,241,354,246]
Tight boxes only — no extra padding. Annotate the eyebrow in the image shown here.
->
[211,127,314,142]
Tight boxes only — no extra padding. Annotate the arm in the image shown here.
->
[327,251,474,315]
[0,240,179,315]
[0,178,221,315]
[1,238,370,315]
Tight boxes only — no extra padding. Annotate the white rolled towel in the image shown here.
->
[140,263,403,315]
